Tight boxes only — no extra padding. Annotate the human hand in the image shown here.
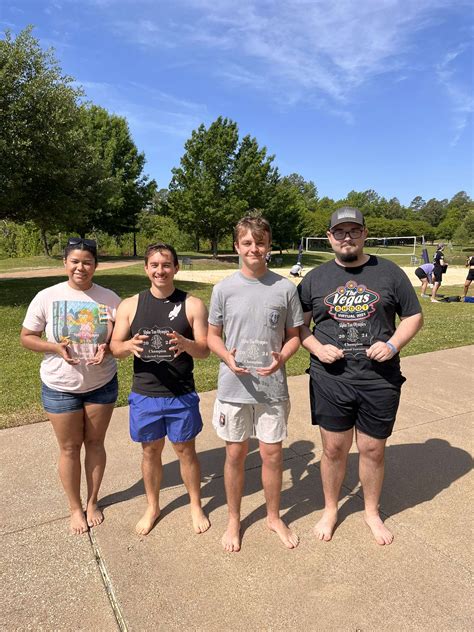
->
[167,331,188,358]
[128,333,148,358]
[226,348,250,375]
[366,341,396,362]
[56,340,80,365]
[315,344,344,364]
[256,351,283,376]
[86,343,108,365]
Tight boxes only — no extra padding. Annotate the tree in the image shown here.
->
[419,198,448,227]
[266,177,306,252]
[409,196,426,212]
[168,117,277,256]
[0,27,99,254]
[79,105,156,254]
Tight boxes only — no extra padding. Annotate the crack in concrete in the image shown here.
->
[88,528,128,632]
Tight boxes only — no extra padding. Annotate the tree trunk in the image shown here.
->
[40,228,51,257]
[211,237,218,258]
[133,228,138,257]
[195,234,200,252]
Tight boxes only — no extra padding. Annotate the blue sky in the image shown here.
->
[2,0,473,205]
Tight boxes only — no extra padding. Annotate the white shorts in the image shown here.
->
[212,399,290,443]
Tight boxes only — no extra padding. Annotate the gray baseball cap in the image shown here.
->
[329,206,365,230]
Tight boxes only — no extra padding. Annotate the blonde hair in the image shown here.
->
[234,216,272,244]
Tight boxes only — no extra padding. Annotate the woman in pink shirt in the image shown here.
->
[21,238,121,534]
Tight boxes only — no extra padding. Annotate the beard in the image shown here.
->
[339,252,359,263]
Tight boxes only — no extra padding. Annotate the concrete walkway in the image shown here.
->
[1,347,473,631]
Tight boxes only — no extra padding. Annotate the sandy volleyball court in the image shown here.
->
[0,261,469,287]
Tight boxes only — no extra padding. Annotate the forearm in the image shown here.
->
[207,334,231,363]
[21,334,57,355]
[388,313,424,352]
[300,324,325,355]
[279,334,300,363]
[109,339,132,359]
[182,338,210,359]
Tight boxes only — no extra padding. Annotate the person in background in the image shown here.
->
[414,262,434,298]
[431,244,447,303]
[462,255,474,300]
[21,238,121,534]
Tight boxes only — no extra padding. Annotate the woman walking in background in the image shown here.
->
[20,238,121,534]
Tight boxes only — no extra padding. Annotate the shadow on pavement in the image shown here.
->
[100,437,470,537]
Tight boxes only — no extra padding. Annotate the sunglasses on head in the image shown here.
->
[67,237,97,249]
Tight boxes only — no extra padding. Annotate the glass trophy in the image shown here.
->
[336,322,373,358]
[236,338,271,370]
[138,326,175,363]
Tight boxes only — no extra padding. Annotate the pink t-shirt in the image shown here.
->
[23,282,121,393]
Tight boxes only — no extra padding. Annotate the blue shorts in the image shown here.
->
[41,374,118,414]
[128,391,203,444]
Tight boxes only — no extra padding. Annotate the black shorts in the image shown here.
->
[414,267,428,280]
[309,372,402,439]
[467,269,474,282]
[433,266,443,283]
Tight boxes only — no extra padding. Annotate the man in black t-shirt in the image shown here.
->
[462,255,474,300]
[430,244,446,302]
[298,207,423,545]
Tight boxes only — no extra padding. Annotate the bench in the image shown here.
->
[181,257,193,269]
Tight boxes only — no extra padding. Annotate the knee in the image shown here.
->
[60,442,82,458]
[260,448,282,469]
[84,436,105,452]
[359,444,384,465]
[142,442,164,460]
[226,447,247,468]
[174,443,196,464]
[322,444,348,462]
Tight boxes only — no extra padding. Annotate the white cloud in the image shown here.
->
[436,46,474,145]
[107,1,469,101]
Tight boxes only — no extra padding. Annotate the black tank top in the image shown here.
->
[130,289,195,397]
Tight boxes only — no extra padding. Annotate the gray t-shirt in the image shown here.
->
[209,270,304,404]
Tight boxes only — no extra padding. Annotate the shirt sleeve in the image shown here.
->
[297,273,313,313]
[395,268,422,317]
[285,285,304,327]
[208,285,223,326]
[22,291,47,333]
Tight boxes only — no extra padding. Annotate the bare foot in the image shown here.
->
[135,507,161,536]
[364,513,394,545]
[267,517,299,549]
[190,505,210,534]
[221,517,241,552]
[70,509,88,535]
[86,502,104,528]
[314,508,338,541]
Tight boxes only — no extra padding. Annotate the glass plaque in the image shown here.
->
[236,338,271,369]
[138,326,175,363]
[336,322,373,358]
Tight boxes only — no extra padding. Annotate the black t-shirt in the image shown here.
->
[433,250,444,268]
[298,256,421,386]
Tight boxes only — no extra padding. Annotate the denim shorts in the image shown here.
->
[41,374,118,414]
[128,391,203,443]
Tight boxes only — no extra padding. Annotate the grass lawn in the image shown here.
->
[1,263,473,429]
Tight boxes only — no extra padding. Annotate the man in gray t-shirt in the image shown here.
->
[208,216,303,553]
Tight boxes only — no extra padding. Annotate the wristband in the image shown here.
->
[386,341,398,355]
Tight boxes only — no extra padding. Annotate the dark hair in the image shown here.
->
[234,216,272,244]
[64,238,98,264]
[144,242,179,266]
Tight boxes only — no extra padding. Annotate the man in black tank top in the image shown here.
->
[111,242,211,536]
